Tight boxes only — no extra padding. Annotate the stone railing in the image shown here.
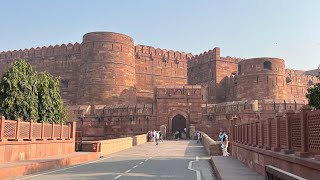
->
[0,116,76,163]
[82,134,147,157]
[0,116,75,142]
[201,132,222,156]
[230,105,320,179]
[232,105,320,158]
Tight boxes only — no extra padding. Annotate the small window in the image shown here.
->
[61,79,69,88]
[238,64,242,74]
[263,61,272,70]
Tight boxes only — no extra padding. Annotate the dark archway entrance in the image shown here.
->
[171,114,186,134]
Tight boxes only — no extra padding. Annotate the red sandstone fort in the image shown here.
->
[0,32,319,140]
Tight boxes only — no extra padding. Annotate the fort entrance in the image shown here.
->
[171,114,186,134]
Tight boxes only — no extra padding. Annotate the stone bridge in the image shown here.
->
[15,140,216,180]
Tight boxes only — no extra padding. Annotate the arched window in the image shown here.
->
[263,61,272,70]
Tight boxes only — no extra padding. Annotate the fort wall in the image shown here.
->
[0,32,193,105]
[0,43,82,104]
[134,45,192,102]
[285,69,320,102]
[187,47,240,103]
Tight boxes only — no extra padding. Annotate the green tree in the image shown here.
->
[306,83,320,109]
[38,72,66,123]
[0,59,38,121]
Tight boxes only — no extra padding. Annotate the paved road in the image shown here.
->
[17,140,216,180]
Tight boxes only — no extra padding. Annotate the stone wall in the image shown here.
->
[187,48,240,103]
[285,69,320,103]
[81,134,147,157]
[201,132,222,156]
[135,45,191,102]
[0,43,82,104]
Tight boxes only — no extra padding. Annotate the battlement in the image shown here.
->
[188,48,240,68]
[0,42,81,61]
[188,48,219,66]
[134,45,192,61]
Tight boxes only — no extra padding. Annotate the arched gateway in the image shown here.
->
[171,114,186,134]
[168,110,189,138]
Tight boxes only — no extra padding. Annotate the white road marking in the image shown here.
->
[144,159,148,162]
[113,175,122,179]
[140,161,144,164]
[188,156,201,180]
[133,165,138,168]
[125,169,131,173]
[16,156,114,180]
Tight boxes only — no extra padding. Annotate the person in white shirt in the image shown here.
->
[196,131,201,144]
[219,129,230,156]
[155,131,160,145]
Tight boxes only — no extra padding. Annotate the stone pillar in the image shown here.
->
[258,121,264,148]
[0,116,5,141]
[265,119,271,150]
[281,110,294,154]
[189,125,196,140]
[230,117,237,142]
[272,113,282,152]
[295,105,312,157]
[160,125,167,140]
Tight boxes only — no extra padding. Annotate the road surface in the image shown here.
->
[17,140,216,180]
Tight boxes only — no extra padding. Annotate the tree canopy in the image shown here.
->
[306,83,320,109]
[0,59,66,123]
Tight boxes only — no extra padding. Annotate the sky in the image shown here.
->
[0,0,319,70]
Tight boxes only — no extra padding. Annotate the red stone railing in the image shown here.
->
[0,116,75,142]
[231,105,320,159]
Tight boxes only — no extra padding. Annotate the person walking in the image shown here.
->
[147,131,150,142]
[155,131,160,145]
[219,129,230,156]
[196,131,201,144]
[159,131,163,141]
[152,130,156,142]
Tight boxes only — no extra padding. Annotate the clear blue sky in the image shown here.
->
[0,0,319,70]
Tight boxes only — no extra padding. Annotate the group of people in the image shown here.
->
[147,130,162,145]
[196,129,230,156]
[147,128,230,156]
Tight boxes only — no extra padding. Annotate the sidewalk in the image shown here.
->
[0,152,100,179]
[211,156,264,180]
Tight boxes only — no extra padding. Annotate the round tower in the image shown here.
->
[77,32,136,104]
[236,58,286,101]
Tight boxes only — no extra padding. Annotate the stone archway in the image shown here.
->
[168,110,189,138]
[171,114,186,134]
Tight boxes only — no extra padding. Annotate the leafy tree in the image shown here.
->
[38,72,66,123]
[306,83,320,109]
[0,59,39,121]
[0,59,67,123]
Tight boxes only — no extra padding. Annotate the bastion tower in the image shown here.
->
[236,58,286,101]
[77,32,136,104]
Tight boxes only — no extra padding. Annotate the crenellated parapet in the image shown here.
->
[0,43,81,61]
[135,45,192,62]
[188,48,219,68]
